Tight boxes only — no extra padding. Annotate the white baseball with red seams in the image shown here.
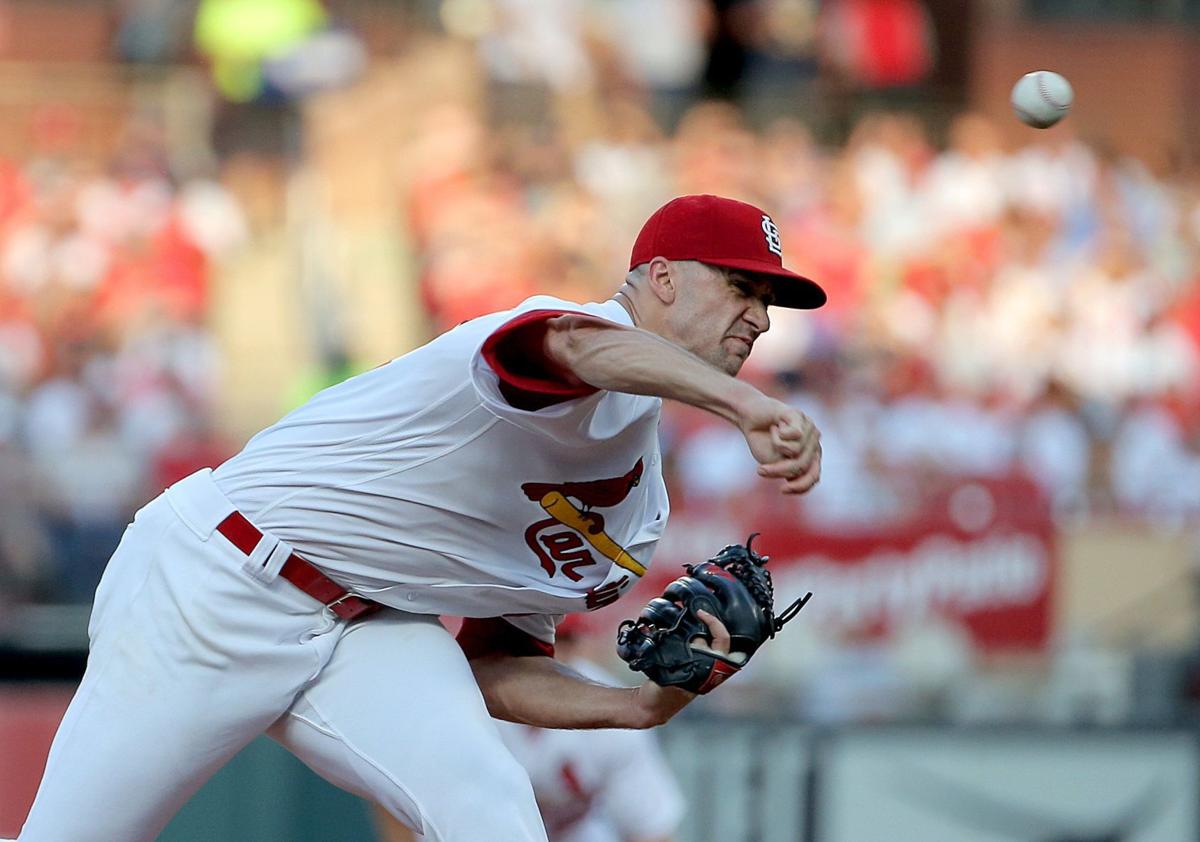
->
[15,295,668,842]
[1011,70,1074,129]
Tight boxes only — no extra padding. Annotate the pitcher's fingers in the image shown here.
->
[757,456,806,479]
[780,413,817,442]
[695,609,731,655]
[781,455,822,495]
[798,434,821,467]
[775,416,811,443]
[757,436,819,477]
[770,423,801,458]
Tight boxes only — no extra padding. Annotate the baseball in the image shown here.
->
[1010,70,1073,129]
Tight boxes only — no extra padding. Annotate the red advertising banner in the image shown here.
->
[591,474,1056,652]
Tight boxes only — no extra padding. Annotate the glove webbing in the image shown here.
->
[724,533,812,637]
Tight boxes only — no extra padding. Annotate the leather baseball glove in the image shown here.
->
[616,535,812,694]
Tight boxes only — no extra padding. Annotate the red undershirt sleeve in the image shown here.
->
[457,617,556,660]
[481,309,600,411]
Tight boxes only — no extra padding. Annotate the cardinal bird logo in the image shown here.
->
[521,459,646,584]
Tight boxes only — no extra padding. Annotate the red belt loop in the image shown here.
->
[215,511,383,621]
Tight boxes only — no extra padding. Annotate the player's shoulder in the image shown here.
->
[504,295,632,326]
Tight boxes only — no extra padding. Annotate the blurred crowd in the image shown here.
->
[0,114,246,603]
[404,97,1200,531]
[398,90,1200,723]
[1,0,1198,628]
[385,0,1200,726]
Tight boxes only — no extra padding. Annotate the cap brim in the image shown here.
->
[702,258,827,309]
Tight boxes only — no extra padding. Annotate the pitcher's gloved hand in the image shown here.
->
[616,535,812,694]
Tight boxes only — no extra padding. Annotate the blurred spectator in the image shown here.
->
[0,396,53,605]
[194,0,329,103]
[1016,380,1092,515]
[0,110,245,603]
[921,113,1007,237]
[590,0,706,127]
[474,0,595,93]
[819,0,936,90]
[572,98,671,233]
[194,0,365,160]
[35,404,141,602]
[700,0,758,101]
[114,0,196,64]
[670,101,761,200]
[1110,396,1200,520]
[797,628,917,723]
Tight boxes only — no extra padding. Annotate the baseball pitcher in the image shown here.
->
[12,194,824,842]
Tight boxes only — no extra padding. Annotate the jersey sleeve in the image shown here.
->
[469,296,652,441]
[479,309,600,411]
[456,614,561,660]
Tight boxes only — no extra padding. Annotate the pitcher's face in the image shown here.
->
[667,262,773,375]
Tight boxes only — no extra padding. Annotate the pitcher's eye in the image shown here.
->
[734,279,773,307]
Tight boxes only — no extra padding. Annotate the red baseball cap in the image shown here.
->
[629,194,826,309]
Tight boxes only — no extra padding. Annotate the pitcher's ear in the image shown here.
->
[646,257,676,305]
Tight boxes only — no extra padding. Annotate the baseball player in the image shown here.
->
[12,194,825,842]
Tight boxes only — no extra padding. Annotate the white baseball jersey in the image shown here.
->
[211,296,670,644]
[496,659,686,842]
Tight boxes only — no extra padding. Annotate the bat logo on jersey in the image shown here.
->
[521,459,646,588]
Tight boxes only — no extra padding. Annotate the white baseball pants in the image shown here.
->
[17,471,546,842]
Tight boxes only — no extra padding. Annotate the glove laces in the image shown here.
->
[736,533,813,636]
[774,592,813,632]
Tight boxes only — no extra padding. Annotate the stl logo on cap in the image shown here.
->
[761,214,783,257]
[628,194,827,310]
